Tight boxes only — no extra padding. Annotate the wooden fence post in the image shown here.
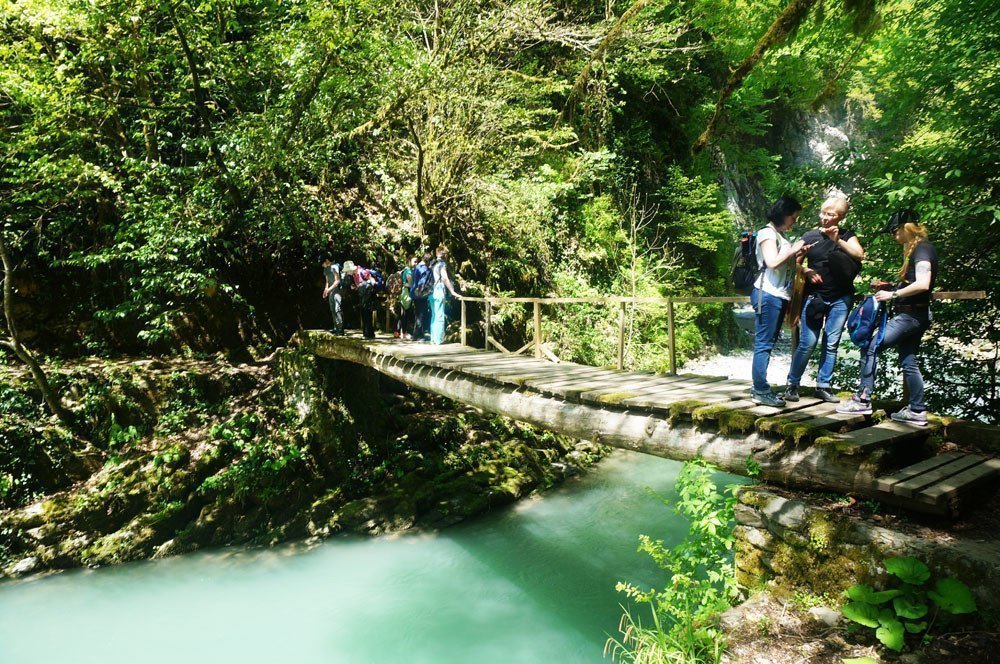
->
[617,300,626,370]
[460,299,467,346]
[485,300,492,351]
[533,301,542,359]
[667,298,676,374]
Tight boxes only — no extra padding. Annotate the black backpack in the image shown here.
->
[731,231,760,295]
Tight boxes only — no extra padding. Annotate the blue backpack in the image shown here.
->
[367,267,386,291]
[410,263,432,299]
[847,295,887,348]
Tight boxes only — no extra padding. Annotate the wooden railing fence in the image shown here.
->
[452,291,987,374]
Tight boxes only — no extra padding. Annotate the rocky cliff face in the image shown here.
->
[720,99,862,226]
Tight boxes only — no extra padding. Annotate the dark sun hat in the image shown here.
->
[883,208,919,234]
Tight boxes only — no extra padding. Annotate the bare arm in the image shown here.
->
[840,235,865,261]
[442,265,459,297]
[874,261,932,302]
[760,236,806,270]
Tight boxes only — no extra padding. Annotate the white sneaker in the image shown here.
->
[890,407,928,426]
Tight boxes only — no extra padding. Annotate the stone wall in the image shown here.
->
[734,487,1000,614]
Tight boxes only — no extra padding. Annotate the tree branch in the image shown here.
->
[558,0,656,127]
[693,0,819,153]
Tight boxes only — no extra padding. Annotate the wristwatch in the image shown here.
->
[891,291,898,299]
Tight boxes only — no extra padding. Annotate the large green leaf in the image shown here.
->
[876,619,906,651]
[893,595,929,619]
[841,601,880,628]
[928,578,977,614]
[885,557,930,585]
[846,584,901,605]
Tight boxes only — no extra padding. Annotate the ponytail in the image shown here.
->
[898,222,930,279]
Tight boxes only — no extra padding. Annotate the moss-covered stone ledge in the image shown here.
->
[734,487,1000,614]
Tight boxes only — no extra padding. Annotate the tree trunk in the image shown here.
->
[0,233,72,427]
[167,3,243,209]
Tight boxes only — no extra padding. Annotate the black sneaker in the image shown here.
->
[752,390,786,408]
[815,387,839,403]
[781,386,800,402]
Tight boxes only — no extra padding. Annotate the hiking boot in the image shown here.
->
[836,395,872,415]
[752,390,786,408]
[815,387,839,403]
[781,386,800,402]
[890,406,928,427]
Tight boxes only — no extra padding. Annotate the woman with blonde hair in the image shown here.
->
[429,245,460,344]
[837,209,937,425]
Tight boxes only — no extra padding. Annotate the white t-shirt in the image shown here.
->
[756,225,794,300]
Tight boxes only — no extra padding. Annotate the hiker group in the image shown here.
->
[320,245,460,343]
[739,194,937,426]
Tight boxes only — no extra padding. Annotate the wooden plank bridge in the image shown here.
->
[297,329,999,518]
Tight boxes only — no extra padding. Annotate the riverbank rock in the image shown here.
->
[0,353,609,580]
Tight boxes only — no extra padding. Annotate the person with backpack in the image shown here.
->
[750,195,813,407]
[342,260,379,339]
[395,257,417,339]
[837,209,938,426]
[410,252,433,340]
[429,245,460,345]
[320,255,343,335]
[781,195,865,403]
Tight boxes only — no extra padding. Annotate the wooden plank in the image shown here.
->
[430,355,548,371]
[573,378,685,404]
[475,365,601,386]
[765,402,870,437]
[824,420,929,456]
[876,453,964,493]
[893,455,988,498]
[916,457,1000,506]
[541,368,690,395]
[519,369,618,393]
[577,377,728,403]
[382,345,484,359]
[527,373,658,399]
[621,388,739,411]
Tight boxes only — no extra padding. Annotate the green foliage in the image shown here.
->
[609,459,738,663]
[198,412,306,504]
[841,556,978,652]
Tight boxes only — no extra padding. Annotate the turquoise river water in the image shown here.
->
[0,451,738,664]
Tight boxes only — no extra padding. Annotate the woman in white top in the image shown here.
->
[751,195,812,406]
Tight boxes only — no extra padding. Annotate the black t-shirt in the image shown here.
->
[801,228,859,300]
[898,241,938,306]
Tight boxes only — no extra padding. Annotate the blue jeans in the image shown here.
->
[326,288,343,333]
[786,294,852,389]
[858,310,930,411]
[751,288,789,393]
